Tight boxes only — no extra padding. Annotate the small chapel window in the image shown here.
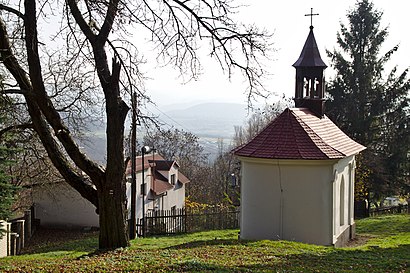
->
[340,177,345,226]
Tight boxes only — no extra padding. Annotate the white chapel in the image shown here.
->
[234,23,366,246]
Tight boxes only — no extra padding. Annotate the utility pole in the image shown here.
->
[129,92,137,239]
[141,146,151,237]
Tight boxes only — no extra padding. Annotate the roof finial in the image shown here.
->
[305,8,319,28]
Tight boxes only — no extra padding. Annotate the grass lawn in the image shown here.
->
[0,214,409,272]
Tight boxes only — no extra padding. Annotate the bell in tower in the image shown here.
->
[293,10,327,117]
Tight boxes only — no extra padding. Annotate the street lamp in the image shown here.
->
[230,173,236,187]
[141,145,152,237]
[225,173,236,195]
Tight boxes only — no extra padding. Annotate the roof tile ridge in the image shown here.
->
[314,115,350,157]
[294,111,344,158]
[289,110,332,159]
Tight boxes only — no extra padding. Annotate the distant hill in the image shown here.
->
[159,102,249,139]
[81,102,250,162]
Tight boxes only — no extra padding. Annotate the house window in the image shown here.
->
[171,174,176,185]
[171,205,176,215]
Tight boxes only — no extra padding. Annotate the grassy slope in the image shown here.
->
[0,214,408,272]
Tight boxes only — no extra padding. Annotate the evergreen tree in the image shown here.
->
[0,146,17,221]
[0,85,18,235]
[326,0,410,205]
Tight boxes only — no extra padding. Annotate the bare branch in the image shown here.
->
[0,123,33,139]
[65,0,97,42]
[0,4,25,19]
[98,0,120,42]
[2,88,27,94]
[0,14,99,206]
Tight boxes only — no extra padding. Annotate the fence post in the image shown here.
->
[183,208,187,233]
[6,222,11,256]
[24,210,32,242]
[10,233,18,256]
[11,220,25,254]
[407,199,410,214]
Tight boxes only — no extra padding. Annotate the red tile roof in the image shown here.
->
[178,173,190,184]
[149,160,179,171]
[234,108,366,160]
[125,153,190,195]
[125,153,165,176]
[151,178,173,195]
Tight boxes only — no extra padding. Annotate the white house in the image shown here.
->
[33,181,99,228]
[234,25,366,247]
[33,153,189,229]
[125,153,190,222]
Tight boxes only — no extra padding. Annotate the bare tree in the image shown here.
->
[0,0,271,249]
[233,97,291,147]
[143,128,212,203]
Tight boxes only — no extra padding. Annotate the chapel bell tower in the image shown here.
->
[293,10,327,117]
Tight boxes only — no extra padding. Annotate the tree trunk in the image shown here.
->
[97,113,130,249]
[68,0,130,247]
[98,177,129,249]
[96,56,130,248]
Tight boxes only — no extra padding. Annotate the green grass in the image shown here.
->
[0,214,409,272]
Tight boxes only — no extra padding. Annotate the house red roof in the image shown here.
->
[125,153,190,195]
[178,173,190,184]
[151,160,179,171]
[151,178,173,195]
[234,108,366,160]
[125,153,165,176]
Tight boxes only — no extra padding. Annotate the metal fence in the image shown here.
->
[138,207,240,237]
[369,204,409,217]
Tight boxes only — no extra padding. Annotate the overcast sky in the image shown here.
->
[145,0,409,107]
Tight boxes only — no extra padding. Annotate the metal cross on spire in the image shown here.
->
[305,8,319,27]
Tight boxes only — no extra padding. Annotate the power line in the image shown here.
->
[146,104,192,132]
[144,104,225,154]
